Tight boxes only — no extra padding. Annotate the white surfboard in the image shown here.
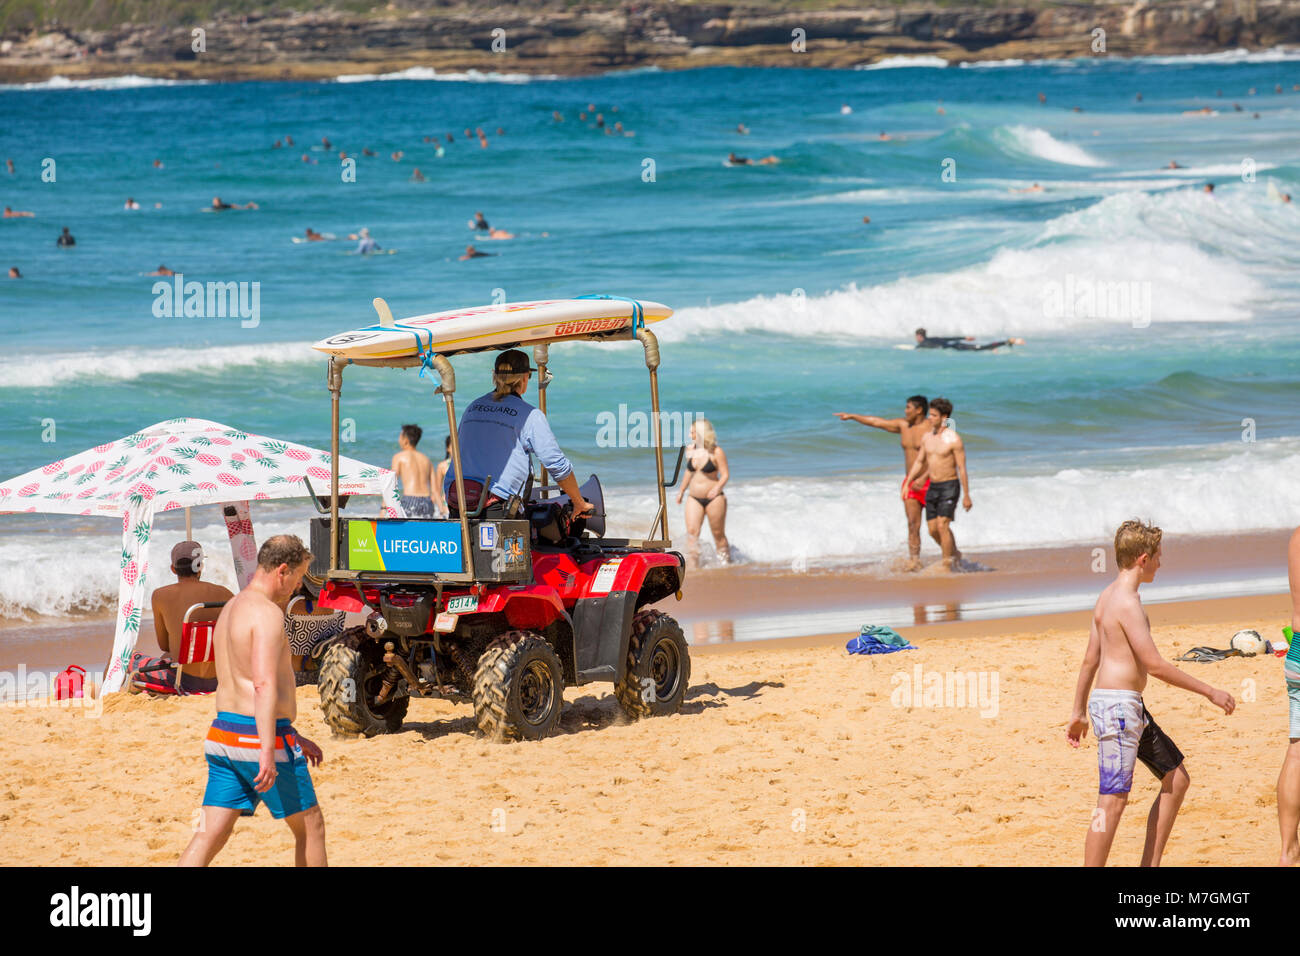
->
[313,297,672,361]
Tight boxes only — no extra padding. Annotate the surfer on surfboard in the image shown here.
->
[914,328,1024,352]
[210,196,258,211]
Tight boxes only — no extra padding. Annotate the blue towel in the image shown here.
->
[846,625,916,655]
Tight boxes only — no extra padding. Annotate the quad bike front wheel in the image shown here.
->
[615,609,691,719]
[317,639,410,737]
[472,632,565,742]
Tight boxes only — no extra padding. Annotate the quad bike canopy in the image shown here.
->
[309,295,683,586]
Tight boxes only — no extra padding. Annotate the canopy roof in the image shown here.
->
[0,417,390,517]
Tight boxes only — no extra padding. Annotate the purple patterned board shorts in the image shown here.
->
[1088,688,1184,795]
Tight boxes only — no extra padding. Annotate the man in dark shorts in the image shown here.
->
[914,327,1023,351]
[1066,520,1235,866]
[901,397,971,570]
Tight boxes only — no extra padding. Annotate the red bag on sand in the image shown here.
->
[54,665,85,700]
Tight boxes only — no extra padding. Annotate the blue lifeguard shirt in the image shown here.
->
[446,391,573,500]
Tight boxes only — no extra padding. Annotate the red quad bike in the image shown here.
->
[306,295,691,741]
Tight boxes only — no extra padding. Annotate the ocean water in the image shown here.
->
[1,52,1299,619]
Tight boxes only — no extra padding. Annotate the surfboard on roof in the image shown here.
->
[312,296,672,361]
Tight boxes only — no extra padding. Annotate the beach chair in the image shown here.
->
[129,601,225,695]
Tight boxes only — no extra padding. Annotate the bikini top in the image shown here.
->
[685,451,717,474]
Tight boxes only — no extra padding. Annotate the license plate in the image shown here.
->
[446,595,478,614]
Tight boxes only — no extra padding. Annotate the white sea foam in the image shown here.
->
[335,67,553,84]
[958,59,1027,69]
[602,441,1300,567]
[0,74,207,91]
[662,187,1285,342]
[858,55,950,70]
[1131,47,1300,66]
[6,443,1295,616]
[995,125,1107,167]
[0,341,317,389]
[0,521,238,621]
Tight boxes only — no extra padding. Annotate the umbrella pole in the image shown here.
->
[185,506,192,540]
[533,344,550,491]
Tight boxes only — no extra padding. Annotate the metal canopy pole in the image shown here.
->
[328,357,343,572]
[431,354,472,565]
[637,328,669,543]
[533,343,550,489]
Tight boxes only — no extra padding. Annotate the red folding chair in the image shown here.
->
[130,601,225,695]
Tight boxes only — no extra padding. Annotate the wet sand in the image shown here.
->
[2,528,1290,678]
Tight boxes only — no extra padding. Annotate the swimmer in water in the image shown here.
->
[410,168,426,182]
[322,137,332,151]
[153,158,164,169]
[552,111,564,122]
[1204,183,1215,194]
[486,228,514,240]
[1167,161,1182,169]
[363,147,376,157]
[879,131,891,141]
[285,135,294,146]
[914,328,1024,351]
[736,123,750,135]
[391,151,404,162]
[56,226,76,247]
[211,196,257,210]
[5,158,13,175]
[148,264,175,276]
[472,211,491,232]
[304,228,327,241]
[124,197,140,210]
[8,266,19,278]
[272,140,282,149]
[301,153,317,164]
[459,245,493,260]
[1012,183,1044,193]
[3,206,34,218]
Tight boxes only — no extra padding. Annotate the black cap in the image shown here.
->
[493,349,536,374]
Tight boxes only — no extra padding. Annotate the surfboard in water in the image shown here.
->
[313,297,672,361]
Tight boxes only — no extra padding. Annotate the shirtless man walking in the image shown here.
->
[835,395,930,570]
[179,535,326,867]
[1066,520,1234,866]
[391,424,436,517]
[901,397,970,570]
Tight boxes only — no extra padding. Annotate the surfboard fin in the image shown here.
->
[372,297,395,328]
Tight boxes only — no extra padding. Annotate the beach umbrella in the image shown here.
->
[0,417,402,693]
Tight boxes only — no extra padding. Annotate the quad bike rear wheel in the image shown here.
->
[472,632,565,742]
[317,639,410,737]
[615,609,691,719]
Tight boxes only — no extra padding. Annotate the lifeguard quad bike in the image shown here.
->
[306,296,690,741]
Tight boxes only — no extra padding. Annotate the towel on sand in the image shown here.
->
[847,625,916,655]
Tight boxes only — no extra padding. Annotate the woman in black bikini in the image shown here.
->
[675,418,730,568]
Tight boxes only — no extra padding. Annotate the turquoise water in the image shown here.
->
[1,53,1299,616]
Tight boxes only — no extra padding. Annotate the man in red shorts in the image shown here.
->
[835,395,930,571]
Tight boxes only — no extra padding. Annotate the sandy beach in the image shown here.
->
[0,592,1289,866]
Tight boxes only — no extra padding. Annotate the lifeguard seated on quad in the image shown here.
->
[446,349,594,521]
